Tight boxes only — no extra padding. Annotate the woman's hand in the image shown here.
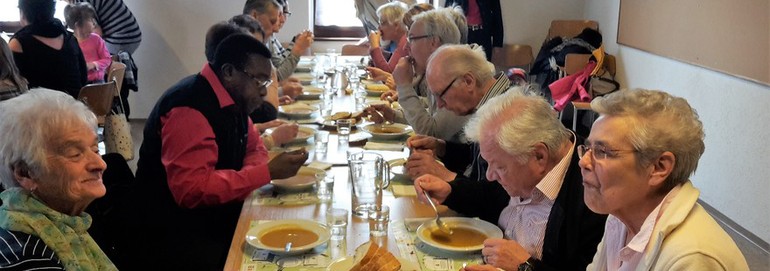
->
[368,30,381,49]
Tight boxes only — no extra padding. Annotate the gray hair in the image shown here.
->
[412,8,460,45]
[0,88,97,189]
[376,2,408,28]
[465,87,571,164]
[444,6,468,44]
[591,89,705,192]
[428,44,495,86]
[243,0,280,15]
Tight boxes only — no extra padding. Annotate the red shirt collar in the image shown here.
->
[200,63,235,109]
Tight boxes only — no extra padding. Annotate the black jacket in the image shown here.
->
[443,139,607,271]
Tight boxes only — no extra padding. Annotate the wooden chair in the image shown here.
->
[106,61,126,92]
[78,80,118,117]
[341,44,370,56]
[491,44,534,72]
[547,20,599,40]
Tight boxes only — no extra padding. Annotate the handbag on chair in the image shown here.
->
[104,92,134,161]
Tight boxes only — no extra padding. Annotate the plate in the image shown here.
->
[266,126,316,144]
[279,104,317,119]
[362,123,412,140]
[245,219,330,255]
[416,217,503,253]
[297,86,325,100]
[270,166,325,192]
[326,242,420,271]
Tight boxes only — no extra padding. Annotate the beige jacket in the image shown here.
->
[587,181,749,271]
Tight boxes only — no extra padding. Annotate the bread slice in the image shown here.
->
[365,84,390,92]
[331,111,352,120]
[351,243,401,271]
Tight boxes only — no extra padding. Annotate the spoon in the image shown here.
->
[422,190,453,235]
[372,109,393,125]
[284,241,293,252]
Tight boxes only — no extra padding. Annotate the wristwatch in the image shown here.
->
[518,258,535,271]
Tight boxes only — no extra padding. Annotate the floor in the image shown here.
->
[125,119,769,270]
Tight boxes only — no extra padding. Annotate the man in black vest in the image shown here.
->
[130,33,307,270]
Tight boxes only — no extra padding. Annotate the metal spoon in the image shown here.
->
[284,242,292,252]
[422,190,453,235]
[373,109,393,125]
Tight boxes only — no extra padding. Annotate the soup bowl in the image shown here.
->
[362,123,411,140]
[246,219,330,255]
[416,217,503,253]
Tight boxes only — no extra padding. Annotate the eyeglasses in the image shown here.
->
[577,144,637,160]
[283,11,292,17]
[240,70,272,88]
[407,34,433,43]
[435,77,458,103]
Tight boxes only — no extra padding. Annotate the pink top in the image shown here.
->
[466,0,483,25]
[370,35,408,73]
[159,63,271,208]
[77,33,112,82]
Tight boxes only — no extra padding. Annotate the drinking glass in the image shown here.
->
[326,208,348,240]
[368,205,390,237]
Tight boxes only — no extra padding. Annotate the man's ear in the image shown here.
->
[220,63,237,82]
[12,162,38,191]
[648,151,675,188]
[531,142,550,175]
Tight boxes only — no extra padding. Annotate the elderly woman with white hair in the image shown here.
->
[368,1,409,73]
[0,88,116,270]
[580,89,748,270]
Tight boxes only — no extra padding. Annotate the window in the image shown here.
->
[313,0,438,40]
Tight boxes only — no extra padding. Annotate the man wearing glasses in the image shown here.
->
[580,89,748,270]
[406,44,512,206]
[369,8,472,142]
[131,34,307,269]
[417,88,606,271]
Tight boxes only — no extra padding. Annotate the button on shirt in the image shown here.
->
[603,185,682,271]
[497,135,576,259]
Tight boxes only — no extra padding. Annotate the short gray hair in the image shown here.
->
[428,44,495,86]
[376,2,408,28]
[243,0,280,15]
[0,88,97,189]
[444,6,467,44]
[591,89,705,192]
[412,8,460,45]
[465,87,571,164]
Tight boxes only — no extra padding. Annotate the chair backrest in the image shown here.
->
[78,80,117,116]
[106,61,126,94]
[564,53,616,76]
[491,44,534,72]
[547,20,599,40]
[341,44,370,56]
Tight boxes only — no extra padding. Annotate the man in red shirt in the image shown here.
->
[130,33,307,269]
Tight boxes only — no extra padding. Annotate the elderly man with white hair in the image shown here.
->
[417,88,606,271]
[581,89,748,270]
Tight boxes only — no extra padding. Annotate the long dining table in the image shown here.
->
[222,68,449,270]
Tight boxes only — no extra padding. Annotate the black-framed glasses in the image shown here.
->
[577,144,637,160]
[283,11,292,17]
[240,70,272,88]
[435,77,458,103]
[407,34,433,43]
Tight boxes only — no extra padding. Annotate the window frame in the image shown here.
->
[312,0,365,41]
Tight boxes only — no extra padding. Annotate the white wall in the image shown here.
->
[585,0,770,244]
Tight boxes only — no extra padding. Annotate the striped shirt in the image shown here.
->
[497,134,575,259]
[269,36,299,81]
[75,0,142,46]
[0,229,63,270]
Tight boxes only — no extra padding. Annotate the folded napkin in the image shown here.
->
[392,184,417,197]
[364,142,404,151]
[307,161,332,171]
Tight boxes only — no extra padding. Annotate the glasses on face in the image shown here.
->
[407,34,433,43]
[577,144,637,160]
[435,77,459,104]
[283,11,292,17]
[240,70,272,88]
